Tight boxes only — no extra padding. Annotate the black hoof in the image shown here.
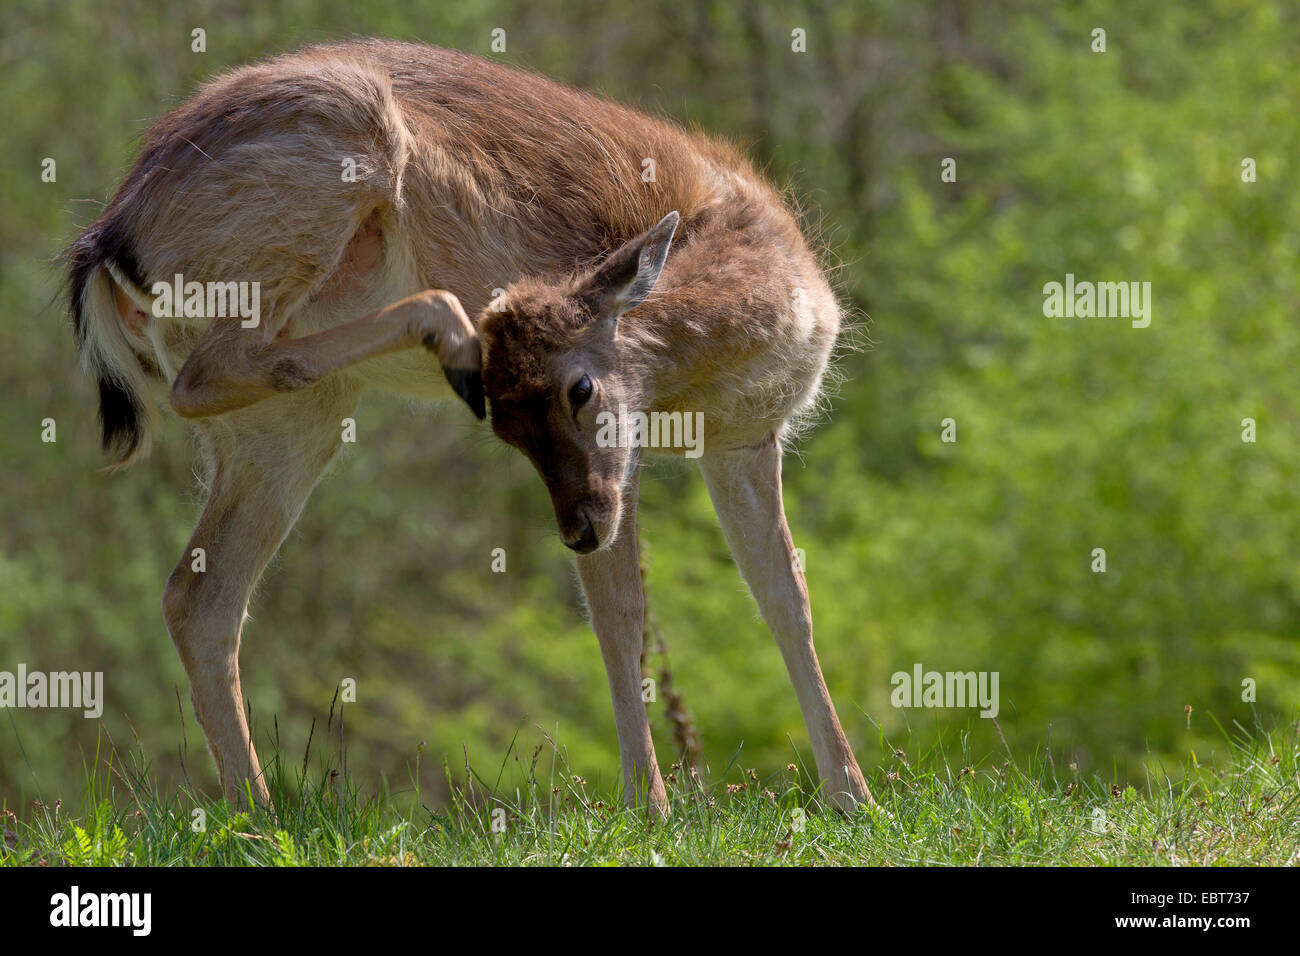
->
[443,367,486,420]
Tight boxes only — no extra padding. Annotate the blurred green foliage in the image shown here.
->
[1,0,1297,808]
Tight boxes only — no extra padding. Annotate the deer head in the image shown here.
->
[480,211,679,553]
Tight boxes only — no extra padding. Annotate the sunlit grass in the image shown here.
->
[2,713,1296,866]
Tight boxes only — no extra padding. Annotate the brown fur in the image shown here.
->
[65,40,870,814]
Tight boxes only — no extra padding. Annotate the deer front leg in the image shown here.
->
[698,433,876,814]
[574,476,669,817]
[169,290,483,419]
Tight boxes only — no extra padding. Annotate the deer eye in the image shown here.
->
[568,374,593,409]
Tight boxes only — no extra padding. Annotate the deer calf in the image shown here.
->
[67,40,873,814]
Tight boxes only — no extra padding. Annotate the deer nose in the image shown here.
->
[565,514,599,554]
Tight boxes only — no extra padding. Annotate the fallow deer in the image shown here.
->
[66,39,874,815]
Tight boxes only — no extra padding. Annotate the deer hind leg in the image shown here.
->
[698,433,875,813]
[163,377,361,804]
[574,474,669,817]
[166,288,483,421]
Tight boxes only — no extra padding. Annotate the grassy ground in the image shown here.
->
[2,715,1296,866]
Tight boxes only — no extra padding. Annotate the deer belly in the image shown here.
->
[353,348,456,401]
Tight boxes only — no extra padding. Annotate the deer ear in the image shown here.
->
[580,211,679,327]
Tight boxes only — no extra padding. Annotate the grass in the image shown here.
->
[2,712,1297,866]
